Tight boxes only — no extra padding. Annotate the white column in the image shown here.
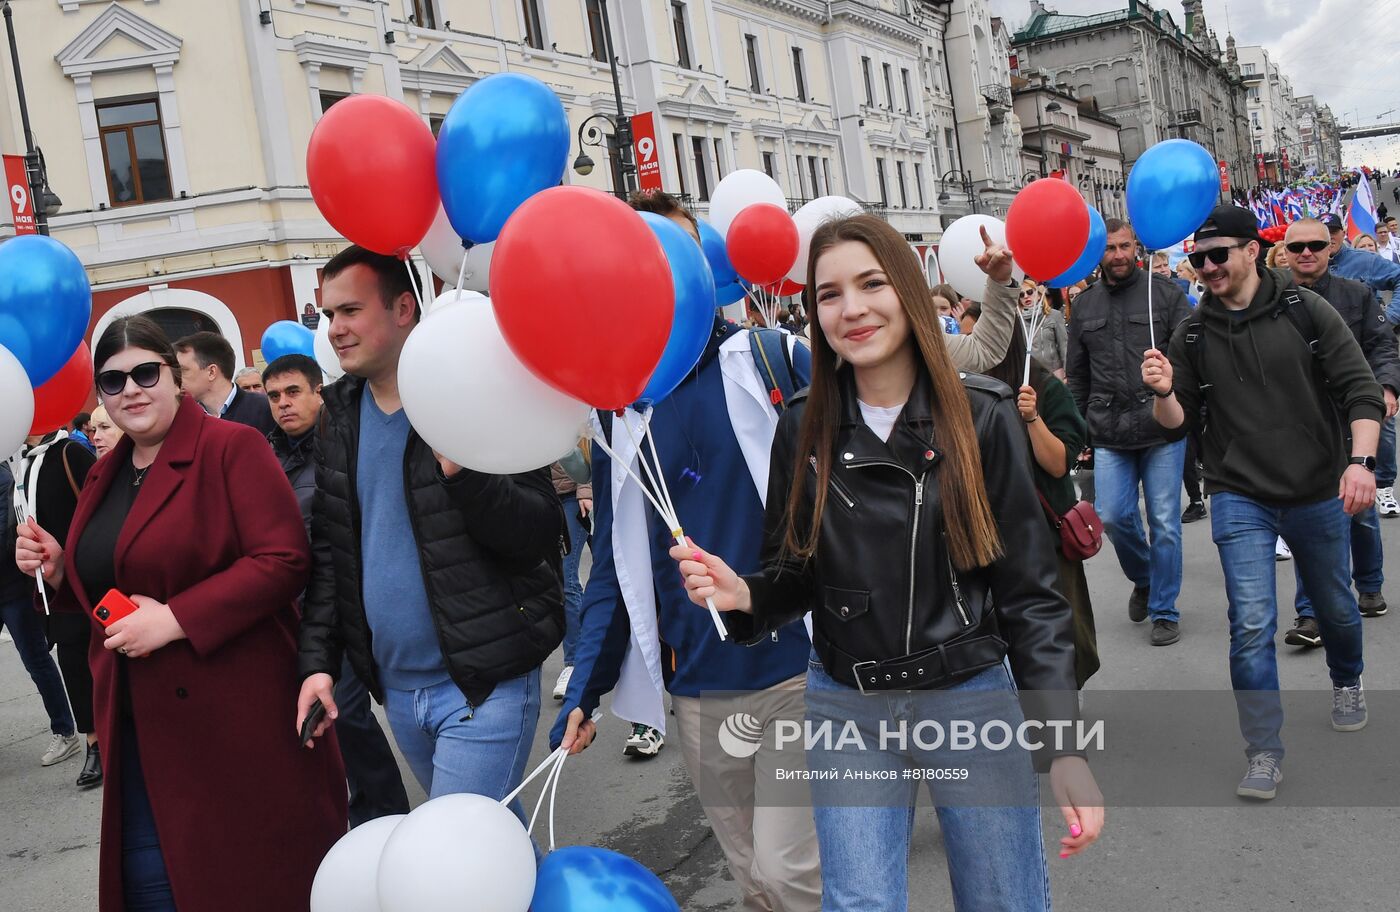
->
[154,64,190,196]
[73,75,110,208]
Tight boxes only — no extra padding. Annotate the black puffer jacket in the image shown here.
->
[727,369,1077,732]
[1307,269,1400,394]
[297,376,566,707]
[1066,268,1193,449]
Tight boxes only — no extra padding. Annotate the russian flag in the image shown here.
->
[1348,173,1379,243]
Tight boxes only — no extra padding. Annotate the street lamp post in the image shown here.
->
[937,169,976,215]
[1,0,61,234]
[1036,100,1063,178]
[570,0,635,199]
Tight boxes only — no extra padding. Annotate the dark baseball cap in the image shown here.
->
[1321,213,1344,232]
[1193,205,1265,244]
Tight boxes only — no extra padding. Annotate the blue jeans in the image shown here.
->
[805,658,1049,912]
[1294,505,1384,619]
[0,595,75,737]
[121,718,176,912]
[559,493,589,665]
[1211,492,1364,756]
[1093,441,1186,622]
[1378,417,1396,488]
[383,671,540,822]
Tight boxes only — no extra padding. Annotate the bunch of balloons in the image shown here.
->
[309,792,680,912]
[1259,224,1288,243]
[0,235,94,457]
[1005,176,1092,282]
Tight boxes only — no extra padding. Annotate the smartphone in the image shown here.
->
[93,589,139,628]
[299,699,327,745]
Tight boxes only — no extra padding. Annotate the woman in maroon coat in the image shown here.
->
[17,315,346,911]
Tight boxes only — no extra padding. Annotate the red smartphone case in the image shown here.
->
[93,589,138,628]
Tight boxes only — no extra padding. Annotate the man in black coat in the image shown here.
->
[174,331,276,437]
[1066,219,1195,646]
[1283,218,1400,646]
[263,353,408,827]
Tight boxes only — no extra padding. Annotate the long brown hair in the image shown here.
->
[785,215,1003,570]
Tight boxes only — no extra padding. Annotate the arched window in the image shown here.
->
[143,307,220,341]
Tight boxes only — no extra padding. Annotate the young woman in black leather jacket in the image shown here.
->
[672,215,1103,911]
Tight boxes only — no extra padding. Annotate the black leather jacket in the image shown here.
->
[728,368,1077,710]
[297,376,565,708]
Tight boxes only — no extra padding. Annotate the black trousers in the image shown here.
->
[1183,428,1204,504]
[334,656,410,827]
[46,610,95,734]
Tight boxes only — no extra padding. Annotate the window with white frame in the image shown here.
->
[97,96,172,206]
[521,0,545,49]
[586,0,608,62]
[672,2,692,69]
[876,157,889,206]
[745,34,762,92]
[410,0,437,30]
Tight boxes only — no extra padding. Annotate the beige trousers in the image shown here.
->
[671,673,822,912]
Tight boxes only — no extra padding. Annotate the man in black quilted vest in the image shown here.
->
[295,245,565,821]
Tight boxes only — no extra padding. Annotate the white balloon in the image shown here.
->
[311,814,404,912]
[787,196,865,283]
[426,288,485,316]
[312,312,344,383]
[377,794,535,912]
[936,215,1025,303]
[0,345,35,459]
[399,297,590,474]
[419,204,494,291]
[709,169,788,238]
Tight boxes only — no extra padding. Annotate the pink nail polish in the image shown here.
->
[1059,851,1070,859]
[692,551,702,560]
[1070,824,1082,838]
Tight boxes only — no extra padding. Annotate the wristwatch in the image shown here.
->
[1349,456,1377,472]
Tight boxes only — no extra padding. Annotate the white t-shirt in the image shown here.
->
[858,400,905,442]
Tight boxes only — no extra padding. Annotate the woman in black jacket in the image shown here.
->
[672,216,1103,911]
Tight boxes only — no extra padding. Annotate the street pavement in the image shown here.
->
[5,504,1399,911]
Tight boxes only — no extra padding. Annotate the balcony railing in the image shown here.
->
[981,84,1012,123]
[1173,108,1202,126]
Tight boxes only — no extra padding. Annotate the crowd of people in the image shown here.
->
[5,180,1398,911]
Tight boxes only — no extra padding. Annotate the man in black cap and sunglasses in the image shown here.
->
[1141,205,1381,800]
[1281,218,1398,645]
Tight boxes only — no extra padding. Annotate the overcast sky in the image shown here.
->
[989,0,1400,169]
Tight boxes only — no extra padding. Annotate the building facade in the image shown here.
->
[1237,44,1303,182]
[1011,0,1248,190]
[1012,77,1127,222]
[1295,95,1343,177]
[2,0,1024,364]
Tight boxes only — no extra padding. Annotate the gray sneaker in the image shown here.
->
[1128,586,1150,623]
[41,733,81,767]
[1358,592,1387,617]
[1332,681,1368,732]
[1236,750,1283,800]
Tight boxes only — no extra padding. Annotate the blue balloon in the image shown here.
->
[0,235,91,386]
[714,279,749,308]
[1126,139,1220,250]
[636,211,716,406]
[696,219,738,287]
[436,73,570,244]
[260,320,315,363]
[1047,207,1107,288]
[532,846,681,912]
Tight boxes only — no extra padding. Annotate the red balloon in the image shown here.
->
[307,95,438,257]
[762,278,805,297]
[490,186,673,410]
[30,342,92,436]
[1005,179,1090,280]
[727,204,800,286]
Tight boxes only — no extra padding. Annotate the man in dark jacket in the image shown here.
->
[1066,218,1194,646]
[174,331,276,437]
[296,246,565,816]
[264,352,408,827]
[1143,205,1380,800]
[1283,218,1399,647]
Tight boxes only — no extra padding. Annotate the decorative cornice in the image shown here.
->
[400,42,478,94]
[293,32,372,72]
[828,0,925,45]
[55,3,182,76]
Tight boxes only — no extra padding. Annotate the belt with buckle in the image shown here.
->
[822,634,1007,694]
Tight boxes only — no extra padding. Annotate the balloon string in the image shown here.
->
[402,257,427,314]
[1146,250,1157,352]
[527,748,567,847]
[455,248,468,293]
[503,745,566,807]
[589,424,677,528]
[8,452,50,615]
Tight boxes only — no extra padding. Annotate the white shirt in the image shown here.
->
[858,400,905,443]
[217,383,238,417]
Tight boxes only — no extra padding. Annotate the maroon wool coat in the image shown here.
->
[53,396,347,912]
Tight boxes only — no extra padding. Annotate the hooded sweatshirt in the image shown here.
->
[1162,267,1384,505]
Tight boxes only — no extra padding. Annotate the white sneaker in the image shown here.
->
[1275,538,1292,561]
[1377,487,1399,517]
[41,733,81,767]
[552,666,574,702]
[623,723,664,758]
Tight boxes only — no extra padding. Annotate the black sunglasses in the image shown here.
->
[97,361,165,396]
[1187,242,1250,270]
[1285,240,1330,255]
